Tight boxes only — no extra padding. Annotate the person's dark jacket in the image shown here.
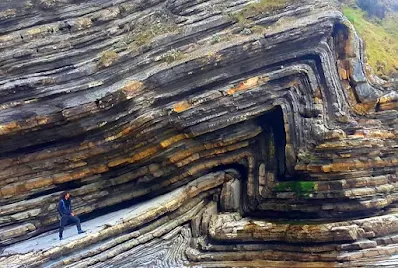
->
[57,199,72,217]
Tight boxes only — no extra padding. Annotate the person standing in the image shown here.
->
[57,192,86,240]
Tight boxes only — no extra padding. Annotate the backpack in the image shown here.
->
[57,203,62,216]
[57,200,64,216]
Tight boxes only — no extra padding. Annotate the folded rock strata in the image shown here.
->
[0,0,397,267]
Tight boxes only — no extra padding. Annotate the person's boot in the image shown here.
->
[78,230,86,234]
[59,236,63,240]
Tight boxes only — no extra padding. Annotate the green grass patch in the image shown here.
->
[229,0,291,26]
[273,181,317,194]
[98,51,119,68]
[116,22,178,49]
[343,6,398,76]
[133,23,177,47]
[158,49,185,64]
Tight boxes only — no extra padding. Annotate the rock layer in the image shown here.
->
[0,0,397,267]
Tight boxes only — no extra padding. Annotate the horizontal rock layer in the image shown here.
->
[0,0,397,266]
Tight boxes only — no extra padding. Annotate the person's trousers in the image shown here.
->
[59,215,82,238]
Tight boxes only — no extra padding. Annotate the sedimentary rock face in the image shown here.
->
[0,0,397,267]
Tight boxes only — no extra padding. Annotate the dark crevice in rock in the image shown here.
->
[333,23,350,61]
[0,126,87,157]
[256,106,287,179]
[210,164,248,180]
[27,180,83,201]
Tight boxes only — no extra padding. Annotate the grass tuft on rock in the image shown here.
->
[121,23,178,49]
[230,0,291,25]
[98,51,119,68]
[158,49,185,64]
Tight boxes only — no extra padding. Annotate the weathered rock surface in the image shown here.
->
[0,0,397,267]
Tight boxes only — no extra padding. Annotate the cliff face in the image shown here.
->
[342,0,398,81]
[0,0,397,267]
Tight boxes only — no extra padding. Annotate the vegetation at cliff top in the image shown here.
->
[343,5,398,77]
